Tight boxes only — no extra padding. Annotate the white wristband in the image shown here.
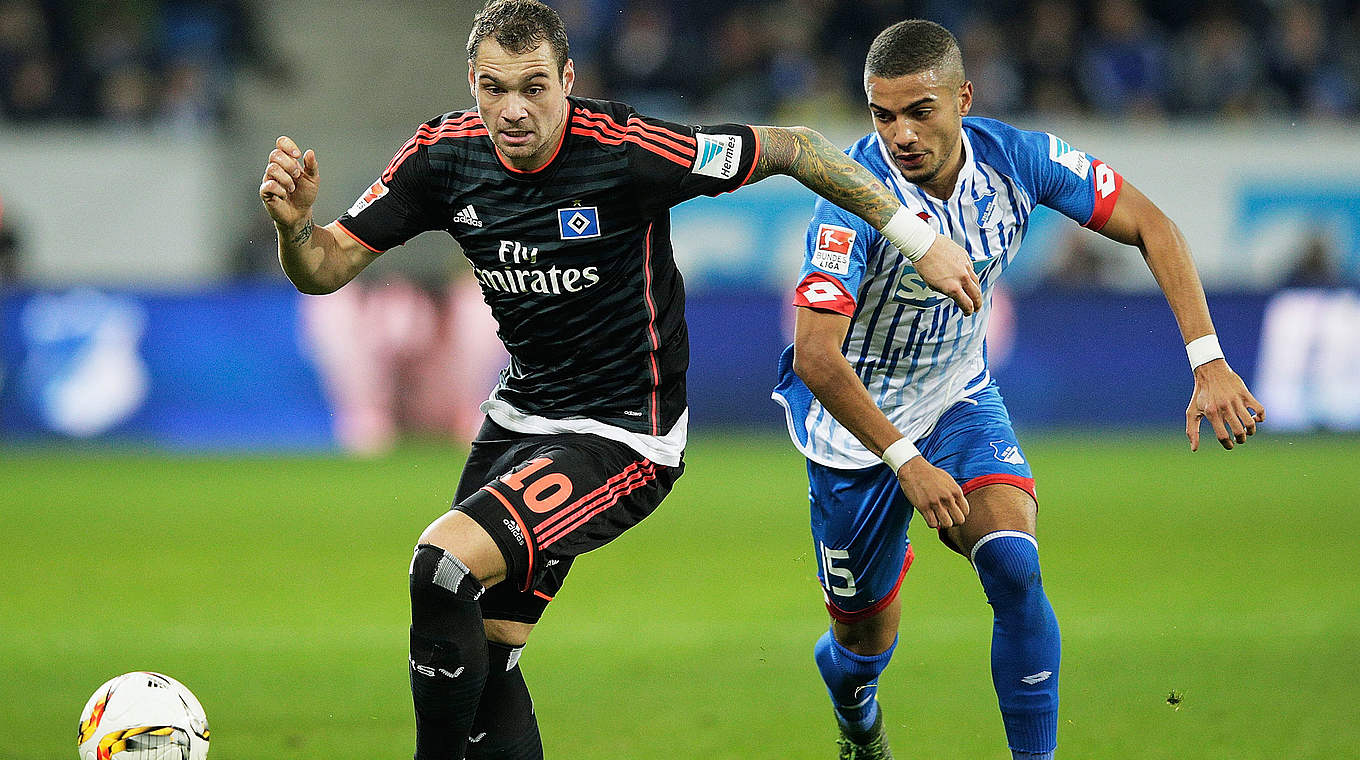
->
[881,437,921,473]
[1185,334,1225,370]
[880,206,936,263]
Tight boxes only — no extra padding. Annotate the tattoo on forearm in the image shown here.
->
[751,126,899,228]
[289,219,314,245]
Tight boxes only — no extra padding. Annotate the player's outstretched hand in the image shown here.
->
[914,234,982,316]
[1186,359,1265,451]
[259,136,319,230]
[896,456,969,529]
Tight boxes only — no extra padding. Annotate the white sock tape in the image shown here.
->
[1185,334,1225,370]
[880,206,937,263]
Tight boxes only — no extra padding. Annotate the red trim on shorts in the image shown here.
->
[480,485,537,592]
[333,220,382,253]
[641,224,661,434]
[532,590,553,602]
[961,473,1037,502]
[825,545,915,624]
[535,461,658,548]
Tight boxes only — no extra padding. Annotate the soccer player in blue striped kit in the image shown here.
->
[773,20,1266,760]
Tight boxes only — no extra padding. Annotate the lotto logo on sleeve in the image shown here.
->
[793,271,856,316]
[346,180,388,217]
[692,133,741,179]
[812,224,855,274]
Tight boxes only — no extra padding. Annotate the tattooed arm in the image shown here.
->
[260,135,379,295]
[750,125,981,314]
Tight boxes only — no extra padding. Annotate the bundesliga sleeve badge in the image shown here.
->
[811,224,855,275]
[346,180,388,217]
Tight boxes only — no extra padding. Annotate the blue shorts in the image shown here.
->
[808,381,1036,622]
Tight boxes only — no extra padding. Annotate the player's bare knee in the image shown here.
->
[832,601,901,656]
[483,618,534,647]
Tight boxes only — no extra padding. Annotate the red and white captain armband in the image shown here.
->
[881,437,921,474]
[1185,334,1226,370]
[880,206,936,263]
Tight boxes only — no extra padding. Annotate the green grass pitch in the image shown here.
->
[4,432,1357,759]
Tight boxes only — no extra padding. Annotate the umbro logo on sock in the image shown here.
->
[1021,671,1052,685]
[453,204,484,227]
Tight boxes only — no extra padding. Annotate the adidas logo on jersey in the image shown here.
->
[453,204,483,227]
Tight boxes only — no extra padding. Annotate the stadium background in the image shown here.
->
[1,1,1357,758]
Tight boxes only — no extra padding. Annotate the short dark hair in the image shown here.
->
[864,19,964,85]
[467,0,570,75]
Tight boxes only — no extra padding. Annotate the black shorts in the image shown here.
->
[451,418,683,624]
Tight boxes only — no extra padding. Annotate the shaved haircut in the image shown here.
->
[864,19,965,87]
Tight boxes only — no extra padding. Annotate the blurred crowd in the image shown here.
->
[0,0,264,129]
[3,0,1357,128]
[558,0,1360,122]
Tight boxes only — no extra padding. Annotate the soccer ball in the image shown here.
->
[77,672,209,760]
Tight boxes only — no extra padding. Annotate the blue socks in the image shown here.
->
[814,628,896,737]
[973,531,1061,756]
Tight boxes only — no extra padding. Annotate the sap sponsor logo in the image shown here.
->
[453,204,483,227]
[557,206,601,239]
[990,441,1026,465]
[693,133,741,179]
[503,518,525,546]
[347,180,388,217]
[1047,134,1090,180]
[812,224,855,274]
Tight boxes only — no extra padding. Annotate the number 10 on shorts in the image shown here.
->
[819,542,857,597]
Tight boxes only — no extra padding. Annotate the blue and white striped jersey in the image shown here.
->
[773,117,1124,469]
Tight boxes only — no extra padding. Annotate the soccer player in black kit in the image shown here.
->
[259,2,981,758]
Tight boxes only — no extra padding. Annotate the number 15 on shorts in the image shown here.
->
[819,542,857,597]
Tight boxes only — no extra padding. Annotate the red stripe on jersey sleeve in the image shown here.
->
[1083,159,1123,231]
[625,116,697,157]
[571,125,692,167]
[793,271,856,317]
[382,114,488,182]
[573,107,697,158]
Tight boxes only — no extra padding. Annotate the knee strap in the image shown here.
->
[411,543,485,603]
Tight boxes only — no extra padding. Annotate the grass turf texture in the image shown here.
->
[3,432,1357,759]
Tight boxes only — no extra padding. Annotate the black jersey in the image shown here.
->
[335,97,760,436]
